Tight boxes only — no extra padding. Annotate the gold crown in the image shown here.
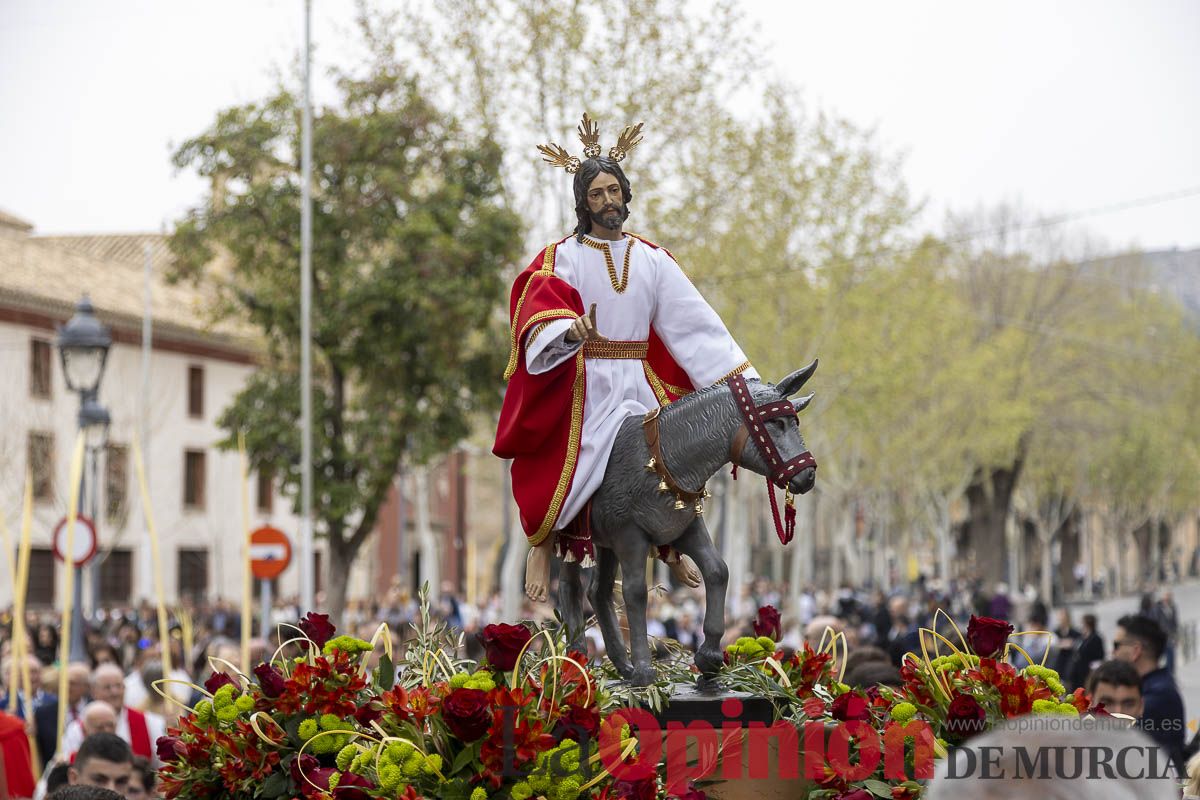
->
[536,113,644,174]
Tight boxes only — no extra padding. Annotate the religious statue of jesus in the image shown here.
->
[493,114,758,602]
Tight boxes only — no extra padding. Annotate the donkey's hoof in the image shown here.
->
[694,647,724,676]
[631,664,656,687]
[611,659,634,680]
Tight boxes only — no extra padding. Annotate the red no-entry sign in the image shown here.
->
[249,526,291,580]
[53,515,98,567]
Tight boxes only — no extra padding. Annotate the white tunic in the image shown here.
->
[525,234,757,529]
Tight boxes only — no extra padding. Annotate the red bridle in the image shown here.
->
[727,373,816,544]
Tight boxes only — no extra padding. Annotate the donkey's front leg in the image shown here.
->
[558,561,587,655]
[673,519,729,680]
[616,543,654,686]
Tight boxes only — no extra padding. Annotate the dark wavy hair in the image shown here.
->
[572,157,633,241]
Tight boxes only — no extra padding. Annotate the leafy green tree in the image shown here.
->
[168,30,523,623]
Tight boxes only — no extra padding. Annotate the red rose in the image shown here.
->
[203,670,237,695]
[944,693,987,741]
[753,605,782,640]
[441,688,492,741]
[555,704,600,742]
[155,735,181,763]
[481,623,533,671]
[612,775,657,800]
[253,663,286,698]
[966,615,1013,658]
[834,790,872,800]
[830,692,871,722]
[355,704,383,726]
[291,754,335,797]
[299,612,336,649]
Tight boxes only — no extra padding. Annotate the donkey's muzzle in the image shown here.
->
[788,466,816,495]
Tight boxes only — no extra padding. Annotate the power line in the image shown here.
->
[694,184,1200,288]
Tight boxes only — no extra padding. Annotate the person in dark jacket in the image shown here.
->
[1067,613,1105,691]
[1114,613,1186,778]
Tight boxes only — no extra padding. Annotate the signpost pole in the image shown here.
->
[260,578,271,641]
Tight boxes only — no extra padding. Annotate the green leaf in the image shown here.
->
[863,779,893,797]
[258,771,289,799]
[449,745,477,776]
[376,653,395,691]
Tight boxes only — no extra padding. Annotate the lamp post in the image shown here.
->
[56,296,112,663]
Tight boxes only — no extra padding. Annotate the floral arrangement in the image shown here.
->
[718,608,1097,800]
[155,606,693,800]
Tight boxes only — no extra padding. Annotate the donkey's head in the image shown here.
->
[728,360,818,495]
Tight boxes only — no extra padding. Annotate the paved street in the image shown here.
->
[1075,579,1200,736]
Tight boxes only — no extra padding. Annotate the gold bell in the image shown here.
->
[702,488,712,500]
[658,480,669,493]
[645,457,657,472]
[673,497,687,511]
[694,501,704,516]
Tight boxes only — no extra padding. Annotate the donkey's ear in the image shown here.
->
[792,393,814,413]
[776,358,818,397]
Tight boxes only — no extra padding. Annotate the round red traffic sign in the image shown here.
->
[52,515,98,567]
[249,526,292,580]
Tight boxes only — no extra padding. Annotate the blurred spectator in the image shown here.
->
[50,787,124,800]
[33,662,91,767]
[125,756,155,800]
[1066,613,1104,691]
[61,667,162,766]
[1114,613,1185,777]
[67,733,131,794]
[1150,590,1179,674]
[1050,608,1080,675]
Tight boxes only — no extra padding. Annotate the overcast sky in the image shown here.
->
[2,0,1199,252]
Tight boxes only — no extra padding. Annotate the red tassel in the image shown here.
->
[784,497,796,545]
[731,464,738,480]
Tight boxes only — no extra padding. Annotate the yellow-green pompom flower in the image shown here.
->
[449,672,470,690]
[216,704,240,723]
[323,636,374,656]
[470,787,488,800]
[212,684,236,710]
[336,745,358,771]
[756,636,776,651]
[327,772,341,790]
[1032,699,1056,715]
[890,702,917,724]
[511,782,532,800]
[234,695,255,714]
[319,713,344,731]
[1056,702,1080,716]
[556,776,582,800]
[298,718,320,740]
[401,751,424,779]
[378,764,402,792]
[194,700,214,725]
[423,753,443,777]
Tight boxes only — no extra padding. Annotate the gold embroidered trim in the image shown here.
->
[660,378,692,398]
[519,308,576,344]
[530,350,587,545]
[715,361,752,385]
[503,243,559,380]
[580,235,634,293]
[525,320,553,346]
[582,340,649,360]
[642,362,671,407]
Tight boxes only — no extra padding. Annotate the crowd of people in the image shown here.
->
[0,577,1195,797]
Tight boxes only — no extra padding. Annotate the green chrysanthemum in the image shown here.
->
[298,718,319,740]
[890,702,918,724]
[511,782,532,800]
[323,635,374,656]
[470,787,488,800]
[336,745,358,771]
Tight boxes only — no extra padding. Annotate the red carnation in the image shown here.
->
[753,605,782,640]
[203,671,237,694]
[944,693,987,741]
[830,692,871,722]
[155,735,181,763]
[299,612,336,649]
[253,663,286,698]
[966,615,1013,658]
[441,688,492,742]
[481,623,533,671]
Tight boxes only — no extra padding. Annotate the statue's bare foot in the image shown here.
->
[525,538,555,602]
[669,556,702,588]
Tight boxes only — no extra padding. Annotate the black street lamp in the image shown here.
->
[56,296,112,663]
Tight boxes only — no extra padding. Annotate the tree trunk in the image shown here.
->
[326,537,352,628]
[963,436,1029,587]
[1057,510,1080,599]
[415,466,440,605]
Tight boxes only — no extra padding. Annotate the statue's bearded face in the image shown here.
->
[586,171,628,231]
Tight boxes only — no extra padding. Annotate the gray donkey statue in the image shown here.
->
[559,360,819,686]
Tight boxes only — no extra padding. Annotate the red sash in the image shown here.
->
[126,707,152,759]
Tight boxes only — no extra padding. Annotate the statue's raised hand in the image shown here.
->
[565,303,609,343]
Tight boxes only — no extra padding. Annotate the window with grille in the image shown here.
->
[28,432,54,501]
[26,548,55,607]
[184,449,206,509]
[105,444,129,524]
[178,548,209,602]
[188,365,204,418]
[30,339,52,398]
[98,548,132,605]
